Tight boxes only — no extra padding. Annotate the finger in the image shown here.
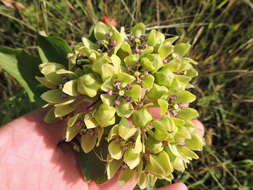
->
[157,183,188,190]
[192,120,205,137]
[89,172,136,190]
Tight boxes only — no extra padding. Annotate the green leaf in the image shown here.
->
[175,91,196,104]
[81,132,98,153]
[147,84,169,100]
[43,107,59,124]
[67,113,81,127]
[131,23,146,37]
[157,99,168,115]
[84,113,97,129]
[155,67,174,88]
[158,41,174,59]
[141,54,163,73]
[77,73,101,97]
[94,22,110,40]
[142,74,154,89]
[174,43,191,57]
[124,54,139,66]
[177,108,199,120]
[65,125,82,142]
[116,100,134,118]
[146,135,163,154]
[177,146,199,159]
[118,167,135,185]
[94,103,116,127]
[185,133,205,151]
[38,35,71,65]
[106,159,122,179]
[108,140,123,160]
[123,148,141,169]
[41,89,65,103]
[132,108,153,128]
[0,47,42,102]
[54,103,76,117]
[125,84,142,101]
[107,125,119,141]
[118,122,137,140]
[62,80,78,96]
[116,72,136,86]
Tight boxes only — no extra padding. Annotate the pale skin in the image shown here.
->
[0,108,204,190]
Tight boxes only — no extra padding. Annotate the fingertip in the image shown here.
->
[157,182,188,190]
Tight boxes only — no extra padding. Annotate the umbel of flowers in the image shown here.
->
[37,22,204,188]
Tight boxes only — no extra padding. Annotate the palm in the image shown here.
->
[0,109,191,190]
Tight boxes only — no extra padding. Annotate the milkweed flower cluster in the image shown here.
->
[37,22,204,188]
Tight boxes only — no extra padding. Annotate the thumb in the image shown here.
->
[157,183,188,190]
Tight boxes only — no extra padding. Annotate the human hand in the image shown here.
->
[0,108,203,190]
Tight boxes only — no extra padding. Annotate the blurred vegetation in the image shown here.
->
[0,0,253,189]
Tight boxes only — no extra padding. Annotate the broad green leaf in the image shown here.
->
[131,23,145,37]
[121,41,132,54]
[177,146,199,159]
[132,108,153,128]
[138,173,148,189]
[173,157,185,172]
[65,125,82,142]
[123,148,141,169]
[0,47,42,101]
[106,159,122,179]
[147,84,169,100]
[54,103,76,117]
[118,167,135,185]
[77,73,101,97]
[108,140,123,160]
[155,68,174,88]
[124,54,139,66]
[177,108,199,120]
[118,122,137,140]
[67,113,81,127]
[175,90,196,104]
[41,89,65,103]
[84,113,97,129]
[107,125,119,141]
[141,54,163,73]
[82,37,99,49]
[110,54,121,73]
[116,72,135,86]
[146,135,163,154]
[62,80,78,96]
[157,99,168,115]
[147,154,165,176]
[158,41,174,59]
[174,43,191,57]
[157,151,173,173]
[36,76,57,89]
[38,35,71,65]
[116,100,134,118]
[133,133,142,153]
[142,74,154,89]
[147,30,165,48]
[43,107,58,123]
[100,94,115,106]
[125,84,142,101]
[94,22,110,40]
[94,103,116,127]
[185,133,205,151]
[81,132,98,153]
